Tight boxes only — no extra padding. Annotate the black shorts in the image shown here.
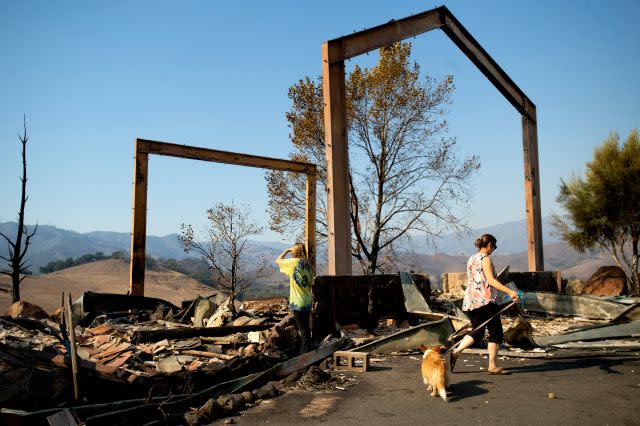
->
[466,302,503,344]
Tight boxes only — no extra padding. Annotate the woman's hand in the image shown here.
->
[508,290,519,301]
[275,248,292,265]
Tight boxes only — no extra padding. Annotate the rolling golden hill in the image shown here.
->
[0,259,215,313]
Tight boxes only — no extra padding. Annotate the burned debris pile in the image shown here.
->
[1,269,639,425]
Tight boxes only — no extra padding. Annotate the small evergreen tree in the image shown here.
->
[552,129,640,295]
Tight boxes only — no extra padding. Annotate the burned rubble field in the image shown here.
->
[1,273,640,426]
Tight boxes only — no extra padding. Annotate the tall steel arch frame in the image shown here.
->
[322,6,543,274]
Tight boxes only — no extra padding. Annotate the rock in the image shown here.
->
[224,419,235,424]
[254,383,277,400]
[504,315,536,349]
[581,266,628,296]
[183,411,201,426]
[198,398,224,419]
[284,369,304,386]
[548,392,556,399]
[241,391,255,404]
[269,379,287,393]
[5,301,49,320]
[216,396,234,416]
[224,394,246,412]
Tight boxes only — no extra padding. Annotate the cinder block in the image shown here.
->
[333,351,369,372]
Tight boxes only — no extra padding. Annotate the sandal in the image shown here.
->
[488,368,511,375]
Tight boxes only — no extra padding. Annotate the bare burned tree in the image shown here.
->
[178,202,270,313]
[1,116,38,302]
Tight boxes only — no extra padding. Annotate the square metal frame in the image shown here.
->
[129,138,317,296]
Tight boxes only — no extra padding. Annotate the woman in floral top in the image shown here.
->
[451,234,519,375]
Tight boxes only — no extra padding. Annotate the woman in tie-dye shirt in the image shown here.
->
[451,234,519,375]
[276,242,315,353]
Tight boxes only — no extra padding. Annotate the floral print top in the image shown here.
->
[462,253,495,311]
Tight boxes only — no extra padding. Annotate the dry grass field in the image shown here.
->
[0,259,216,314]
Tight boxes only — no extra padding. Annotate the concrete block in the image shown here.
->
[333,350,369,372]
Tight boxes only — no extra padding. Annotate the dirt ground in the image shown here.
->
[0,259,211,313]
[211,352,640,426]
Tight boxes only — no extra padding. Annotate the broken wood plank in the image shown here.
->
[131,324,272,343]
[180,350,236,361]
[66,294,80,401]
[0,342,118,377]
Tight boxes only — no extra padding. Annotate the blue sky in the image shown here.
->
[1,1,638,243]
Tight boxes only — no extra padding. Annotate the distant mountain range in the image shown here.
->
[0,219,609,280]
[0,222,288,275]
[408,217,562,256]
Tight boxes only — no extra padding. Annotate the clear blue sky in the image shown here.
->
[1,1,638,243]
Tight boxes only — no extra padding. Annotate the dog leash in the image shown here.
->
[444,291,523,355]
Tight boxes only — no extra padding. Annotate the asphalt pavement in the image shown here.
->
[211,352,640,426]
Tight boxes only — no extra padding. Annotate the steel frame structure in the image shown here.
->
[129,138,317,296]
[322,5,543,274]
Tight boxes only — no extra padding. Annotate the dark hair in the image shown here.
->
[474,234,497,249]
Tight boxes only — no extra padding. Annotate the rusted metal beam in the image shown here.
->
[305,169,317,272]
[130,139,148,296]
[322,44,352,275]
[439,8,536,122]
[522,108,544,271]
[142,139,314,174]
[325,8,444,63]
[129,139,318,296]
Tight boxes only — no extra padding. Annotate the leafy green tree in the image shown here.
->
[552,129,640,295]
[266,42,480,274]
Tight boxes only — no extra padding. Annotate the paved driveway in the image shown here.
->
[211,353,640,425]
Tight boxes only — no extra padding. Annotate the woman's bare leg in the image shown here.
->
[487,342,499,372]
[452,335,474,356]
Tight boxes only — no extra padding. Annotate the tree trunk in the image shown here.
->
[11,271,20,303]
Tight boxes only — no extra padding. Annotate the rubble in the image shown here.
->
[1,269,639,425]
[5,300,50,320]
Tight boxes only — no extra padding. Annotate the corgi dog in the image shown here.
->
[419,345,449,402]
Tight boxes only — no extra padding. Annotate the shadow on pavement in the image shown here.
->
[368,365,393,372]
[507,358,627,374]
[447,379,489,402]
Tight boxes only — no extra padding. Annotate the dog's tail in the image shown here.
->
[436,370,447,403]
[438,386,447,403]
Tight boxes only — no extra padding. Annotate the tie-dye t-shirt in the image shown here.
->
[278,258,314,311]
